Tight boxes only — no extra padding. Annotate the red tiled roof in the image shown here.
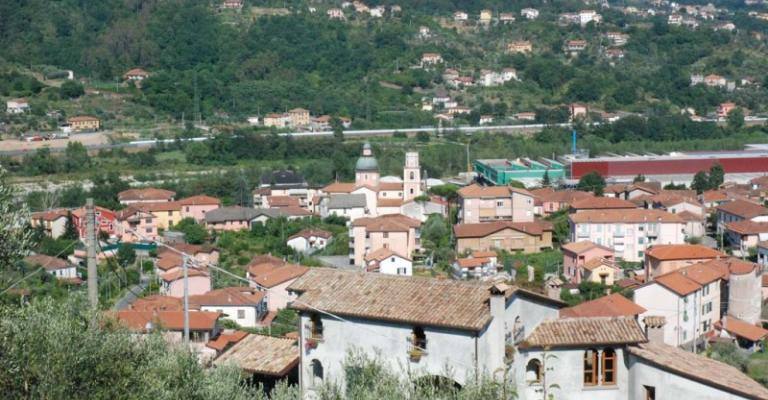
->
[716,199,768,219]
[352,214,421,232]
[213,334,299,376]
[453,220,553,238]
[677,262,726,285]
[189,287,265,307]
[178,195,221,206]
[116,310,220,332]
[583,257,619,271]
[322,182,356,193]
[30,208,69,221]
[560,293,646,318]
[716,316,768,342]
[701,190,729,203]
[725,220,768,235]
[569,209,683,223]
[206,330,249,352]
[267,196,300,208]
[364,247,410,262]
[570,197,638,210]
[560,240,613,254]
[377,198,404,207]
[533,189,593,204]
[160,268,209,283]
[645,244,724,261]
[287,228,333,241]
[378,181,404,190]
[24,254,71,271]
[130,295,183,312]
[248,261,308,288]
[472,250,497,258]
[456,257,491,268]
[135,201,182,212]
[156,253,183,271]
[457,183,532,199]
[698,257,757,280]
[654,271,700,296]
[521,316,646,348]
[118,188,176,202]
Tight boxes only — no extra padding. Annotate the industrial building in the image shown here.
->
[474,158,566,186]
[563,144,768,185]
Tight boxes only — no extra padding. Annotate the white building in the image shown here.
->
[6,98,30,114]
[363,248,412,275]
[24,254,79,282]
[190,287,268,328]
[287,229,333,253]
[521,8,539,19]
[569,209,686,262]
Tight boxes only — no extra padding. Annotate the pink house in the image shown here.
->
[457,184,535,224]
[178,195,221,222]
[246,255,308,311]
[350,214,422,267]
[161,268,212,298]
[115,208,158,242]
[531,188,594,216]
[561,240,615,284]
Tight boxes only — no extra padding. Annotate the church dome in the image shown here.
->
[355,156,379,171]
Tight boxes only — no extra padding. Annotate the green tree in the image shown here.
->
[331,117,344,142]
[577,172,606,196]
[0,168,34,273]
[726,107,745,131]
[59,80,85,99]
[116,243,136,268]
[542,169,551,187]
[708,163,724,189]
[633,174,646,183]
[184,142,211,165]
[64,142,91,172]
[174,217,208,244]
[691,171,710,194]
[62,212,79,240]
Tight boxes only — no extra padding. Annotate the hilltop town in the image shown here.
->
[2,0,768,399]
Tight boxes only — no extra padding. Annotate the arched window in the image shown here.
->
[525,359,542,383]
[410,171,415,180]
[583,349,598,386]
[601,348,616,385]
[311,359,324,386]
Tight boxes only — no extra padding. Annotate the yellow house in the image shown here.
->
[136,202,183,230]
[582,258,621,285]
[67,115,101,131]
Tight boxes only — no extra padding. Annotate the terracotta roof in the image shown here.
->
[288,228,333,241]
[560,294,646,318]
[206,330,249,352]
[717,199,768,219]
[676,210,704,221]
[189,287,265,307]
[267,196,300,208]
[124,68,150,77]
[130,295,182,312]
[583,257,619,271]
[654,271,700,296]
[698,257,758,279]
[177,195,221,206]
[160,268,209,283]
[453,220,553,238]
[457,184,532,199]
[322,182,356,193]
[725,220,768,235]
[569,209,683,224]
[677,262,726,285]
[645,244,724,261]
[570,196,637,210]
[156,253,183,271]
[701,190,729,202]
[30,208,69,221]
[560,240,612,254]
[521,316,646,348]
[352,214,421,232]
[289,268,563,332]
[67,115,99,122]
[378,182,404,190]
[116,310,220,332]
[717,316,768,342]
[135,201,181,212]
[456,257,491,268]
[629,342,768,400]
[248,261,308,288]
[118,188,175,202]
[364,247,410,262]
[164,243,218,256]
[377,198,404,207]
[213,334,299,376]
[472,250,497,258]
[643,315,666,328]
[23,254,72,271]
[533,189,593,204]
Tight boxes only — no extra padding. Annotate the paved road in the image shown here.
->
[112,277,149,310]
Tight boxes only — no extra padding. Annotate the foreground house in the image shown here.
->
[116,310,221,346]
[454,221,553,254]
[213,334,299,389]
[115,208,158,242]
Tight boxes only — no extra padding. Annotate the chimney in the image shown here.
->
[643,316,666,344]
[489,283,509,371]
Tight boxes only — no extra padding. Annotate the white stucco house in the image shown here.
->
[190,287,268,328]
[6,98,30,114]
[287,229,333,253]
[363,248,412,275]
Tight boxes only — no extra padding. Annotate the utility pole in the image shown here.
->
[183,255,190,345]
[86,198,98,309]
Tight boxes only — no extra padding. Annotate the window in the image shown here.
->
[237,309,245,319]
[601,349,616,385]
[145,218,152,223]
[702,283,710,296]
[310,314,324,339]
[637,251,644,259]
[525,359,542,383]
[411,326,427,351]
[311,359,324,386]
[583,349,598,386]
[638,237,645,245]
[383,232,389,238]
[186,207,190,212]
[644,386,656,400]
[145,228,152,234]
[167,211,172,216]
[410,171,415,180]
[702,319,710,332]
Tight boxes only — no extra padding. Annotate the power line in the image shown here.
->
[0,240,79,295]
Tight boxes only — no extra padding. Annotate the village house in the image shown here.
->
[288,108,310,128]
[713,316,768,352]
[704,74,728,88]
[349,214,421,267]
[453,251,498,280]
[254,170,319,211]
[605,32,629,46]
[6,98,29,114]
[67,115,100,132]
[561,240,615,284]
[520,8,539,19]
[569,196,637,213]
[499,12,515,23]
[264,113,291,128]
[564,39,588,55]
[287,229,333,253]
[190,287,268,328]
[724,220,768,252]
[115,207,158,242]
[123,68,150,81]
[246,255,308,311]
[515,112,536,121]
[30,209,70,239]
[220,0,243,10]
[118,188,176,205]
[668,13,683,25]
[453,220,553,254]
[420,53,443,66]
[457,184,535,224]
[363,247,412,275]
[569,103,588,120]
[204,206,260,232]
[453,11,468,21]
[178,195,221,222]
[161,268,212,298]
[327,8,345,19]
[716,198,768,233]
[702,258,764,325]
[578,9,601,25]
[212,333,299,385]
[559,293,646,319]
[479,9,492,23]
[318,193,368,221]
[604,48,625,60]
[507,40,533,54]
[117,310,221,345]
[133,201,182,230]
[530,188,593,216]
[71,205,117,239]
[288,269,768,399]
[24,254,80,283]
[644,244,725,280]
[569,209,686,262]
[717,102,737,118]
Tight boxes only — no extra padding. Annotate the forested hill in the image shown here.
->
[4,0,768,127]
